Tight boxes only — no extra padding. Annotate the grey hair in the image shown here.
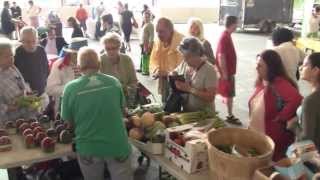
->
[0,38,13,55]
[100,32,122,47]
[20,26,38,40]
[77,47,100,71]
[178,36,204,57]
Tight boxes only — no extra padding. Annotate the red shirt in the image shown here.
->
[76,8,88,21]
[216,30,237,75]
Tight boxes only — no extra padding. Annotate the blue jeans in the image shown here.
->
[77,154,133,180]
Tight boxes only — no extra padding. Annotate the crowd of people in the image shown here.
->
[1,1,320,180]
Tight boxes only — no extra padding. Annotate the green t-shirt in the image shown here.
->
[61,72,131,158]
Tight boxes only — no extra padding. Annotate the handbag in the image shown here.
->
[164,91,183,113]
[164,75,186,113]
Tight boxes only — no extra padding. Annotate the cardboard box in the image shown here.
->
[164,123,208,174]
[130,138,164,155]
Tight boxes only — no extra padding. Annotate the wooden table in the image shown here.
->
[133,145,210,180]
[0,135,74,169]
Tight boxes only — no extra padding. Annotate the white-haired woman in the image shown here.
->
[0,38,36,125]
[100,32,138,108]
[187,17,215,64]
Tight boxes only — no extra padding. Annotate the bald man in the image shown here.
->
[150,17,184,102]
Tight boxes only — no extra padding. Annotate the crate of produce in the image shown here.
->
[164,123,209,174]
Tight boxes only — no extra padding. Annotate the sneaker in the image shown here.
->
[226,115,242,126]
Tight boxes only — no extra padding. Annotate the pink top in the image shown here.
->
[249,90,265,133]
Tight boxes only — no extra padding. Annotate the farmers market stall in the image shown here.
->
[126,103,225,179]
[131,139,209,180]
[0,134,73,169]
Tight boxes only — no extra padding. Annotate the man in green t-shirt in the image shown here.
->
[61,47,132,180]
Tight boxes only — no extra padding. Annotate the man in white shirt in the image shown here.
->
[26,0,41,28]
[272,28,305,82]
[308,6,320,37]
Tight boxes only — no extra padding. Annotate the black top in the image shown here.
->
[40,37,68,54]
[72,26,84,38]
[10,6,21,19]
[120,10,133,26]
[14,46,49,96]
[1,8,15,34]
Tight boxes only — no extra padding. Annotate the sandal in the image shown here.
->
[226,115,242,126]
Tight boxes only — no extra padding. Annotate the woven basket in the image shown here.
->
[207,128,275,180]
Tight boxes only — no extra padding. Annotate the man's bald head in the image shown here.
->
[156,17,174,43]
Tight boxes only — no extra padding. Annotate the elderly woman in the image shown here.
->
[0,38,36,125]
[187,17,215,64]
[61,47,132,180]
[249,49,302,161]
[46,38,88,114]
[297,53,320,150]
[100,32,137,107]
[173,37,217,112]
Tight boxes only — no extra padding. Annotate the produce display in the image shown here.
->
[0,115,75,153]
[0,135,12,152]
[15,95,42,110]
[127,112,166,143]
[41,137,55,153]
[0,129,12,152]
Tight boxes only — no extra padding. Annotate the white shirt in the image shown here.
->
[309,15,320,33]
[46,59,75,112]
[27,5,40,17]
[45,38,58,55]
[273,42,305,82]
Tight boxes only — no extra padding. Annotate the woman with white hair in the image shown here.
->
[187,17,215,64]
[0,38,36,125]
[100,32,137,108]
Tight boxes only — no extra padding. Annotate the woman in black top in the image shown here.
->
[120,3,136,51]
[67,17,84,38]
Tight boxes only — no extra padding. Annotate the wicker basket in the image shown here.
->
[207,128,275,180]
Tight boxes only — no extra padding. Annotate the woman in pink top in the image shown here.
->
[249,49,302,161]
